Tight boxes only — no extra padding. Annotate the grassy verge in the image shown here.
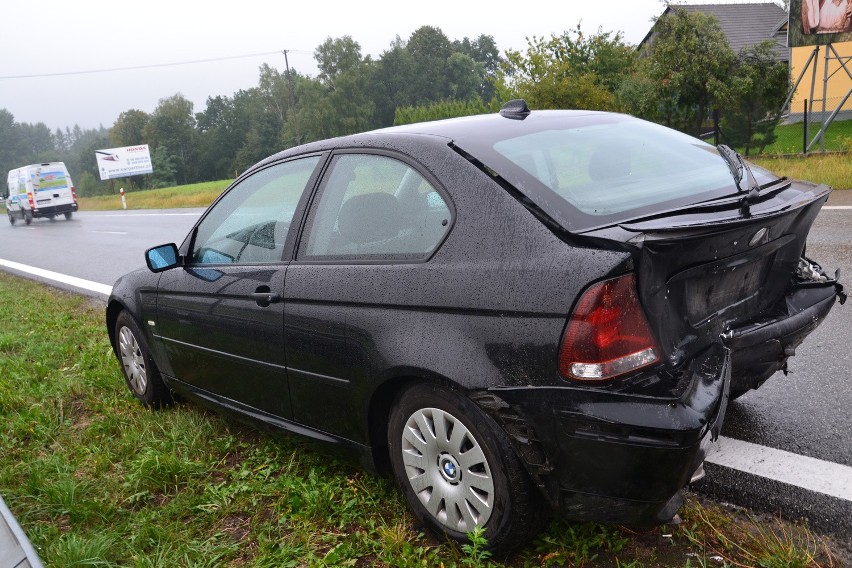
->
[759,120,852,155]
[77,180,232,211]
[0,272,844,566]
[752,153,852,190]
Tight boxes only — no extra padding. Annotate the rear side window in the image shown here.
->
[299,154,452,261]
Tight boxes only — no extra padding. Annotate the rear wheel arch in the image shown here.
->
[367,374,462,475]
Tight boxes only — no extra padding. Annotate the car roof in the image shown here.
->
[253,109,618,170]
[370,109,610,140]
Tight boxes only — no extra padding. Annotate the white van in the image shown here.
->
[6,162,79,225]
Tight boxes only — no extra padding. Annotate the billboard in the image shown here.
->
[789,0,852,47]
[95,144,153,180]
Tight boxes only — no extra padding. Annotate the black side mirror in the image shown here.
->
[145,243,180,272]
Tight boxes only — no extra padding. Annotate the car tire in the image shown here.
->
[23,210,32,225]
[64,212,72,220]
[388,383,544,556]
[114,310,172,409]
[8,212,14,226]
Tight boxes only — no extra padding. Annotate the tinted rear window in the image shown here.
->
[454,113,776,232]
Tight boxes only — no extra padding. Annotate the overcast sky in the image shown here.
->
[1,0,675,131]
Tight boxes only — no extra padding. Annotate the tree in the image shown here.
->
[718,42,790,155]
[110,109,150,147]
[69,127,111,194]
[0,109,21,176]
[228,87,285,172]
[257,63,291,125]
[315,36,364,88]
[406,26,454,104]
[150,144,178,188]
[624,10,735,136]
[371,36,416,126]
[452,34,502,100]
[445,52,485,100]
[145,94,197,184]
[17,122,55,160]
[496,25,634,111]
[308,37,376,138]
[196,95,242,180]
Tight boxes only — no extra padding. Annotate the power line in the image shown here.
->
[0,49,312,80]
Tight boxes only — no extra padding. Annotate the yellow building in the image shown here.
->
[789,42,852,119]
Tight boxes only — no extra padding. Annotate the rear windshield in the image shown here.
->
[457,113,776,232]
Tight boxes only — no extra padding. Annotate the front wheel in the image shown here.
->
[388,383,544,556]
[114,310,172,408]
[8,212,14,226]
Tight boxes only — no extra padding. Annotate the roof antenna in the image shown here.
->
[500,99,531,120]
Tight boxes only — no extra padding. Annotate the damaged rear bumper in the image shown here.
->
[723,268,844,393]
[480,343,731,526]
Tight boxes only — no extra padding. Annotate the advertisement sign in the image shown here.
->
[95,145,153,180]
[789,0,852,47]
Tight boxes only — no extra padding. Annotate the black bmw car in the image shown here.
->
[107,101,844,553]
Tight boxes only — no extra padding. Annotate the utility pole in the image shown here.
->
[283,50,301,146]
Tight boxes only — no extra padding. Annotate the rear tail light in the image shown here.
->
[71,186,77,202]
[27,193,35,209]
[559,273,660,382]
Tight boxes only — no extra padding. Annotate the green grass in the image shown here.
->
[758,119,852,155]
[78,180,233,211]
[0,272,844,566]
[752,153,852,189]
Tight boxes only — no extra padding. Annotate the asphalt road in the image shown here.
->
[0,208,205,285]
[1,200,851,538]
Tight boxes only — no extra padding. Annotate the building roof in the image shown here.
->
[641,3,789,61]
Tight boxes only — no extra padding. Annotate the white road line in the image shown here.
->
[0,258,112,297]
[823,206,852,210]
[89,231,128,235]
[708,436,852,501]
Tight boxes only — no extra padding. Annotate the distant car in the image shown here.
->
[106,101,844,554]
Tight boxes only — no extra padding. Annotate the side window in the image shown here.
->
[191,156,320,264]
[299,154,452,260]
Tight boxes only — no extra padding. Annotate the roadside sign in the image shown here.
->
[95,145,153,180]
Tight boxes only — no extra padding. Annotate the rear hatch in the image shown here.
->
[585,179,830,365]
[448,110,837,367]
[32,164,74,207]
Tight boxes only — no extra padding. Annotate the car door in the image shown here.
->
[155,155,322,418]
[283,152,454,440]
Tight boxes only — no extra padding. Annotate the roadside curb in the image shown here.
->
[693,462,852,542]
